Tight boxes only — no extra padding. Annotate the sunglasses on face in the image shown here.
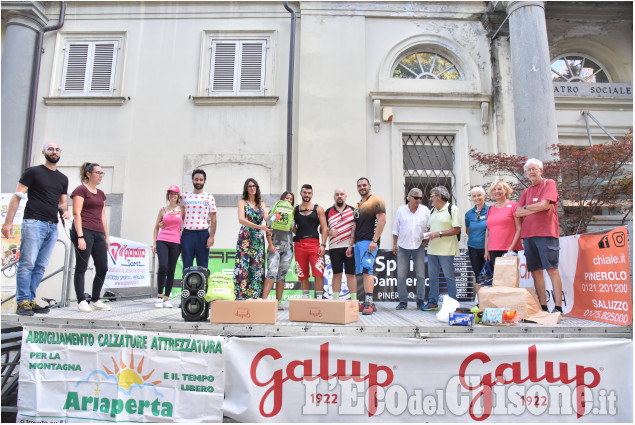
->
[412,196,422,200]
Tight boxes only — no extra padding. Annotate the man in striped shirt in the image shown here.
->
[325,188,356,300]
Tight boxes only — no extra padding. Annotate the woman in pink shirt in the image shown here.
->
[152,185,184,308]
[484,180,523,271]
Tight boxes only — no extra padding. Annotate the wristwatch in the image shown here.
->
[439,231,443,238]
[320,243,326,247]
[372,238,378,243]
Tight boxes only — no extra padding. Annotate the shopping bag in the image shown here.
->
[476,261,493,286]
[436,295,460,323]
[205,272,236,301]
[493,256,520,287]
[478,286,541,320]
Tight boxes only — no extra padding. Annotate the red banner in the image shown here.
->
[568,227,632,325]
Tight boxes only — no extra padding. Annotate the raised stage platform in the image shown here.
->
[2,297,631,339]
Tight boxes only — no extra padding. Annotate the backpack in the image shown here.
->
[205,272,235,301]
[432,202,460,241]
[270,200,294,232]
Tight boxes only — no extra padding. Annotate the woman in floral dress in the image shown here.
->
[234,178,271,299]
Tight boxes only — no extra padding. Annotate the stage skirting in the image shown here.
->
[17,326,633,423]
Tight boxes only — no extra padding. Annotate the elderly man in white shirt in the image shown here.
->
[392,187,431,310]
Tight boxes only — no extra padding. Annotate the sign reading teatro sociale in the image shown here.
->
[553,82,632,98]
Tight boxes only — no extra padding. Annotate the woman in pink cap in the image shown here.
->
[152,185,184,308]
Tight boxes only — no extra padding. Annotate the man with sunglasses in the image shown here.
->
[346,178,386,315]
[2,143,70,316]
[392,188,430,310]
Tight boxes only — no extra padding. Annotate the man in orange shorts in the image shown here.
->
[293,184,328,299]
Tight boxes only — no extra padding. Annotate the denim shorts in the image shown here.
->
[354,240,378,275]
[522,236,560,272]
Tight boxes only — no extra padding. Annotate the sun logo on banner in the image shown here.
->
[101,351,162,391]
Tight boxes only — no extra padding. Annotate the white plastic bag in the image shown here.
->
[436,295,460,323]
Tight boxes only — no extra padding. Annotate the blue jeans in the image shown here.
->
[181,229,210,273]
[397,246,426,303]
[16,219,58,303]
[427,254,456,305]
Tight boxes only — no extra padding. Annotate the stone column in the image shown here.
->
[506,1,558,161]
[1,2,47,191]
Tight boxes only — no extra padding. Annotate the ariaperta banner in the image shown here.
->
[17,326,225,422]
[223,336,632,423]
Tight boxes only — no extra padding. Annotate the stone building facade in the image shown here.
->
[1,1,632,249]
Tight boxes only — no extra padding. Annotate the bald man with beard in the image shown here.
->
[325,187,357,301]
[2,143,70,316]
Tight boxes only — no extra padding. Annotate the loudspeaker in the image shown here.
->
[181,266,210,321]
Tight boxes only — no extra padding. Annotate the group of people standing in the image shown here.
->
[152,170,217,308]
[392,158,563,314]
[3,143,563,318]
[464,158,564,314]
[233,178,386,316]
[392,185,461,311]
[2,144,112,315]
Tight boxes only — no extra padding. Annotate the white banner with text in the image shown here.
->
[17,326,225,423]
[223,336,632,423]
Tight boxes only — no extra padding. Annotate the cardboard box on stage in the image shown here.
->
[210,299,277,324]
[289,299,359,324]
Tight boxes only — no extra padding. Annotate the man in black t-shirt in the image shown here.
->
[2,143,70,316]
[345,178,386,315]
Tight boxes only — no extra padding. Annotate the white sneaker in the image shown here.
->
[78,300,92,312]
[92,300,112,311]
[163,300,173,308]
[155,300,164,308]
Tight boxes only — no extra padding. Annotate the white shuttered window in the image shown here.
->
[210,40,266,95]
[61,41,118,96]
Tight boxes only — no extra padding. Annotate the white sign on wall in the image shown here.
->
[553,82,633,98]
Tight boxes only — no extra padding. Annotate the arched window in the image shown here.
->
[551,54,610,83]
[392,52,462,80]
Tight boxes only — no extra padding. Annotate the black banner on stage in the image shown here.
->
[369,249,475,302]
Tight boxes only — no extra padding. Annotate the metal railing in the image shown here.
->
[2,239,157,308]
[1,238,70,307]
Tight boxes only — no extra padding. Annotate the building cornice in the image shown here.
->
[1,1,48,31]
